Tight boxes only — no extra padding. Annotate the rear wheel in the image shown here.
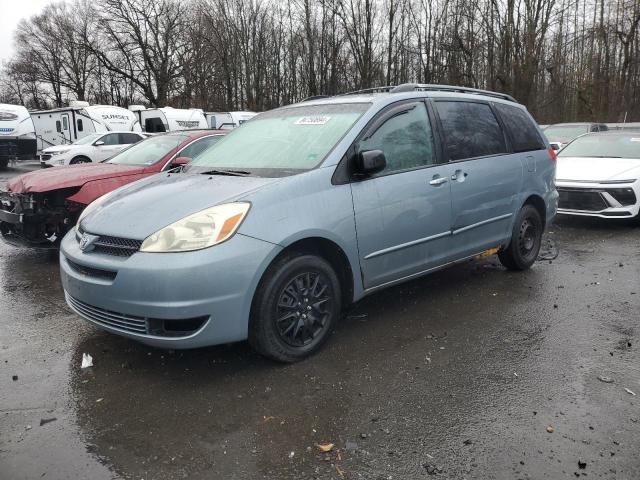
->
[249,253,341,362]
[70,156,91,165]
[0,158,8,170]
[498,204,543,270]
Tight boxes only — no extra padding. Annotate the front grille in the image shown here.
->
[77,227,142,257]
[558,189,608,211]
[66,293,148,334]
[66,258,117,281]
[93,235,143,257]
[66,293,209,337]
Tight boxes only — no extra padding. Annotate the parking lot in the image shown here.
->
[0,163,639,479]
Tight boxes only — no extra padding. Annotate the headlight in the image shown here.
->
[140,202,250,253]
[77,190,117,227]
[50,150,70,156]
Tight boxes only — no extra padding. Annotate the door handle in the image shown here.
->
[429,176,448,186]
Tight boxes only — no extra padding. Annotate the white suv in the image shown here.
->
[40,132,147,167]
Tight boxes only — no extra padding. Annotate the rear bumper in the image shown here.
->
[556,180,639,218]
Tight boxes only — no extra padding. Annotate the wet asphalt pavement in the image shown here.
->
[1,163,639,479]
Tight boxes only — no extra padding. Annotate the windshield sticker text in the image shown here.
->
[295,116,330,125]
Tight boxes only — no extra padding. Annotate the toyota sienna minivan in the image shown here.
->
[60,84,558,362]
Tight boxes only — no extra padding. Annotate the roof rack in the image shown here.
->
[331,83,517,102]
[391,83,517,102]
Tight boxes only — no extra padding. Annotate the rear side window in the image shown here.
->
[119,133,141,144]
[435,101,507,161]
[494,103,546,152]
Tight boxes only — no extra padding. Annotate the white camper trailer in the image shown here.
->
[128,106,208,133]
[31,102,142,152]
[0,104,37,169]
[205,111,257,130]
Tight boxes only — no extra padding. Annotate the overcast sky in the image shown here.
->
[0,0,57,64]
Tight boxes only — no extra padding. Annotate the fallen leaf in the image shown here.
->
[546,425,554,433]
[316,443,334,452]
[624,388,636,396]
[336,465,344,478]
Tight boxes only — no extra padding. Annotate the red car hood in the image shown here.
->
[7,163,147,193]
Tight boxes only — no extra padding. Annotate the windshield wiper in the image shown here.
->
[199,168,252,176]
[585,155,622,158]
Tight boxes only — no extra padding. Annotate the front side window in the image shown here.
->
[186,103,369,177]
[100,133,119,145]
[436,101,507,161]
[494,103,546,153]
[107,135,186,166]
[73,134,102,145]
[358,102,436,173]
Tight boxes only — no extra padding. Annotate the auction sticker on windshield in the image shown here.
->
[295,116,331,125]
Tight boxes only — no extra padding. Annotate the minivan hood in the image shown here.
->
[7,163,146,193]
[556,156,640,182]
[80,172,280,239]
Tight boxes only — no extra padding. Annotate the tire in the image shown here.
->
[249,253,341,363]
[0,158,8,170]
[498,204,543,271]
[70,156,91,165]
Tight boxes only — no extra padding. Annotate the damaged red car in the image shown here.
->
[0,130,225,247]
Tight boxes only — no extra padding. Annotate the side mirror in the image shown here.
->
[355,149,386,176]
[549,142,561,151]
[172,156,192,167]
[94,140,105,146]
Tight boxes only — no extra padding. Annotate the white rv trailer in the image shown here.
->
[128,106,208,133]
[0,104,37,168]
[31,102,142,152]
[205,111,257,130]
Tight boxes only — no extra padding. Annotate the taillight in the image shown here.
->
[548,147,557,162]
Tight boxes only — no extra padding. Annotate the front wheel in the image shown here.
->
[70,156,91,165]
[498,204,543,271]
[249,253,341,362]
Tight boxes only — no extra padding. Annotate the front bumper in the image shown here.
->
[556,180,640,219]
[60,229,281,348]
[0,190,73,247]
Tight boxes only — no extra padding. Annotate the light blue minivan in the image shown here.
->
[60,84,558,362]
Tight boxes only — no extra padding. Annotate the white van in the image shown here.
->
[31,102,142,153]
[206,111,256,130]
[128,106,208,133]
[0,104,37,169]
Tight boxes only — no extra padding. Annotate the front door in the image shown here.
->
[351,100,452,289]
[433,100,523,259]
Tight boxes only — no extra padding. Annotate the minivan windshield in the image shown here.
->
[559,134,640,159]
[184,103,369,177]
[107,135,186,166]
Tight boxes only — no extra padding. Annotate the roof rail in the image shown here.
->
[390,83,517,102]
[301,95,331,102]
[336,86,395,96]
